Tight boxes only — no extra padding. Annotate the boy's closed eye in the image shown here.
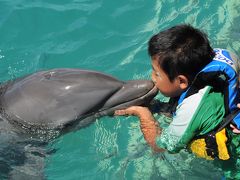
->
[156,72,161,77]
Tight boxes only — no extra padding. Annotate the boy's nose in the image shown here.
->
[151,74,156,84]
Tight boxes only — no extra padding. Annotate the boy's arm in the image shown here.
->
[115,106,165,152]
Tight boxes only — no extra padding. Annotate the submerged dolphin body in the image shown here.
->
[0,68,157,137]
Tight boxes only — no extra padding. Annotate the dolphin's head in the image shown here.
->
[66,79,158,133]
[96,79,158,116]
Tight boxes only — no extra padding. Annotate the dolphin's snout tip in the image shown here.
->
[134,80,156,91]
[128,80,158,97]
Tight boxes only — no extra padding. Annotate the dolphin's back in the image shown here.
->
[0,69,123,129]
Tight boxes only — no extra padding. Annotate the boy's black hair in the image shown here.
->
[148,24,215,82]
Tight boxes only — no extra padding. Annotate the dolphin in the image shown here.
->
[0,68,157,179]
[0,68,157,138]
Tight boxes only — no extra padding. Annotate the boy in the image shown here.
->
[115,24,239,157]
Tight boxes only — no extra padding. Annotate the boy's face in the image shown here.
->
[151,57,186,97]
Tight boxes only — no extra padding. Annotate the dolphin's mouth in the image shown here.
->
[96,85,158,117]
[61,85,157,134]
[61,82,158,133]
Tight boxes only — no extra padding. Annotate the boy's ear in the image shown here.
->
[177,75,189,90]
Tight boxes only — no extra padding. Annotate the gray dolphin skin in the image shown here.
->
[0,68,157,137]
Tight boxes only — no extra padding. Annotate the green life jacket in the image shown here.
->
[179,48,240,160]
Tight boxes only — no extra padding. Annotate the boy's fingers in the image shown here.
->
[233,129,240,134]
[114,110,128,116]
[230,123,240,134]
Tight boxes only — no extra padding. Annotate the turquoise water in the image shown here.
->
[0,0,240,179]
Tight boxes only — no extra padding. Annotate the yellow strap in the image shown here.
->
[190,139,213,160]
[216,128,230,160]
[190,128,230,160]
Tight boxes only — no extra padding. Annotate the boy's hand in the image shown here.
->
[230,103,240,134]
[230,124,240,134]
[114,106,150,117]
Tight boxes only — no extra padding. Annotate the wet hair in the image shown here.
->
[148,24,215,82]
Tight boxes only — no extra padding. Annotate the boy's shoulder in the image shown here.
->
[177,86,225,134]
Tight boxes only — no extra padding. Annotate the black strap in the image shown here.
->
[217,109,240,132]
